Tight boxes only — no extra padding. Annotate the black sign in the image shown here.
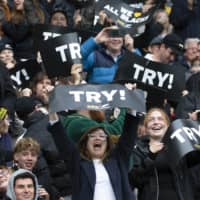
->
[32,24,95,50]
[114,51,185,101]
[49,83,146,112]
[94,0,159,35]
[9,60,43,89]
[163,119,200,167]
[39,32,82,78]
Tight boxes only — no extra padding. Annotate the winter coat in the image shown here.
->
[0,63,16,115]
[48,113,138,200]
[129,137,194,200]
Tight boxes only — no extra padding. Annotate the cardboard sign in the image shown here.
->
[32,24,95,50]
[94,0,160,35]
[49,83,146,112]
[39,32,82,78]
[9,60,42,89]
[114,51,185,101]
[163,119,200,167]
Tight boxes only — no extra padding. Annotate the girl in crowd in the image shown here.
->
[48,109,139,200]
[129,108,195,200]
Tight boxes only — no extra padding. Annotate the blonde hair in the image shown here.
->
[14,137,40,155]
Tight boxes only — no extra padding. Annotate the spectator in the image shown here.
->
[0,43,16,70]
[153,9,173,38]
[129,108,195,200]
[170,0,200,41]
[30,71,53,110]
[48,110,139,200]
[13,137,53,200]
[81,26,140,83]
[144,33,184,110]
[0,107,13,166]
[175,72,200,120]
[6,168,49,200]
[180,38,199,77]
[49,8,68,27]
[0,165,13,199]
[15,96,73,200]
[0,61,16,117]
[2,0,46,61]
[0,0,11,38]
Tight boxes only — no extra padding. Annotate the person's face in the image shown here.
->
[0,168,11,192]
[14,178,35,200]
[35,77,52,104]
[155,11,169,25]
[14,150,38,171]
[0,49,14,64]
[14,0,24,10]
[185,41,198,62]
[105,37,123,54]
[50,12,67,27]
[0,115,10,134]
[159,45,175,64]
[86,128,108,159]
[146,110,168,140]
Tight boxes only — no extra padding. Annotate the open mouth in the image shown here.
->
[93,143,102,150]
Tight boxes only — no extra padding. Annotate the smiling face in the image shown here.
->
[105,37,123,55]
[145,109,169,141]
[14,150,38,171]
[14,178,35,200]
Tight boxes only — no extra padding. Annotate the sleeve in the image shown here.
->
[128,143,157,189]
[115,113,139,167]
[81,37,98,71]
[104,108,126,136]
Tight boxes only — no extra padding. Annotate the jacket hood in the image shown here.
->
[6,169,39,200]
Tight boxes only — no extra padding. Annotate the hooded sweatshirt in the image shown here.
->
[6,169,39,200]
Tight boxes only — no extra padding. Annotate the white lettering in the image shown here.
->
[86,92,101,103]
[142,68,156,85]
[69,91,84,102]
[171,129,186,143]
[101,90,117,101]
[10,71,21,85]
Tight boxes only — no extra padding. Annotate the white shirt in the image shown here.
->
[93,159,116,200]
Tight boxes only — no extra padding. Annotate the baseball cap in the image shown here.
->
[0,44,13,53]
[162,33,184,55]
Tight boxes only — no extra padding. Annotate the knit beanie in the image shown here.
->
[0,107,7,121]
[62,114,108,143]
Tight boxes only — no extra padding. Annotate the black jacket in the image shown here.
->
[129,137,194,200]
[0,63,16,115]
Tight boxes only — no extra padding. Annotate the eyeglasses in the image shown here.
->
[88,133,108,140]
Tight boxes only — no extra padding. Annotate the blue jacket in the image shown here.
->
[81,37,141,84]
[49,113,138,200]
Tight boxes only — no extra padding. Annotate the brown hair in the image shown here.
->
[14,137,40,156]
[144,107,170,128]
[78,127,113,161]
[30,72,51,94]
